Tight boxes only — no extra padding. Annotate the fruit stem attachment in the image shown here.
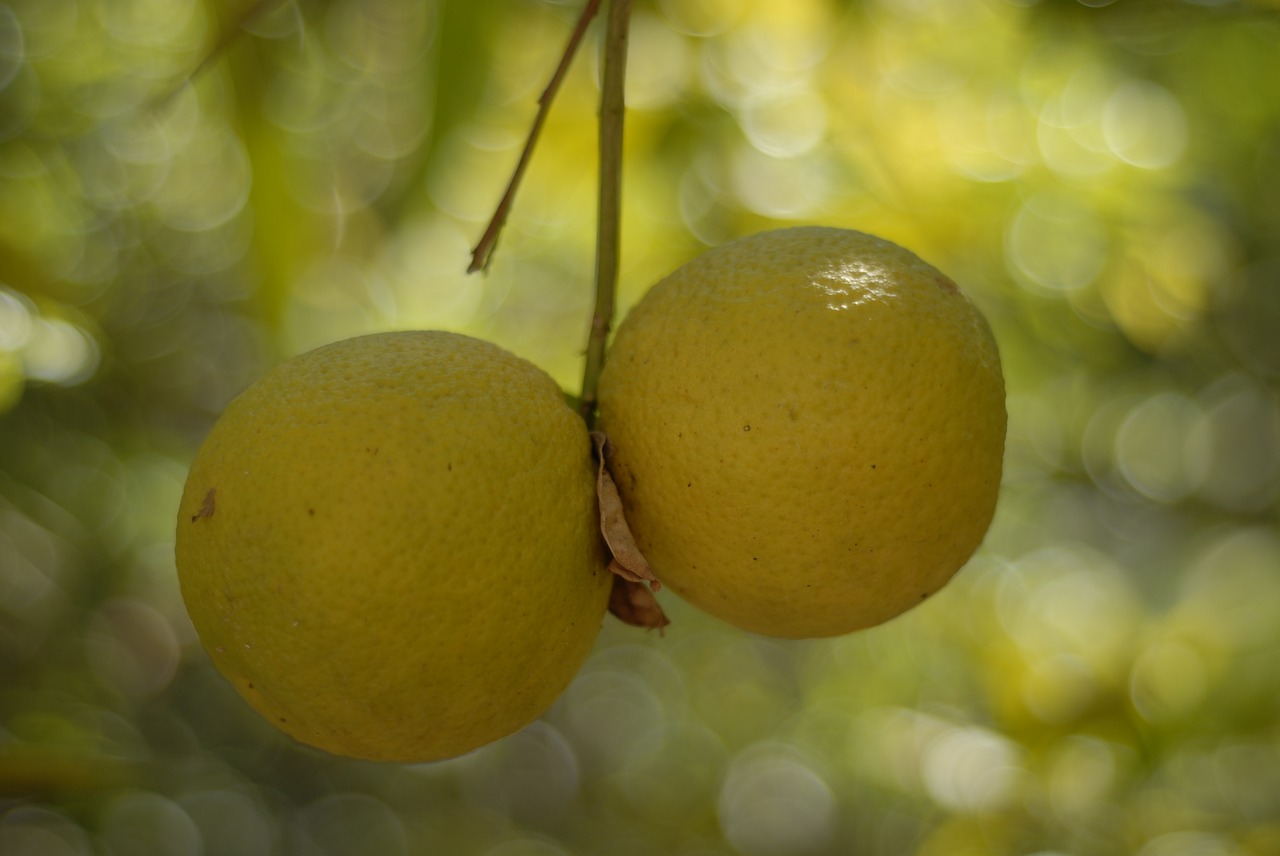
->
[579,0,631,427]
[468,0,604,273]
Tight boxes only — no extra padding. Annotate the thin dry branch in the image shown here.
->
[467,0,604,273]
[152,0,290,113]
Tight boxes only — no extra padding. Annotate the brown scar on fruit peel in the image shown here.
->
[192,488,216,522]
[591,431,669,631]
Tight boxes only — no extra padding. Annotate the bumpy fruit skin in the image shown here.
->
[176,331,611,762]
[597,227,1006,638]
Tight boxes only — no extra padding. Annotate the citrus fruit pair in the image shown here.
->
[175,226,1005,763]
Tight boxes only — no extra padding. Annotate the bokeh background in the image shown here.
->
[3,0,1280,854]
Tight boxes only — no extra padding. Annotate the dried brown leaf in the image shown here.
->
[608,576,670,632]
[591,431,669,630]
[591,431,659,589]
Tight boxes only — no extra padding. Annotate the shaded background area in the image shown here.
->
[3,0,1280,853]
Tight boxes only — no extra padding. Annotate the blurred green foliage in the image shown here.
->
[3,0,1280,854]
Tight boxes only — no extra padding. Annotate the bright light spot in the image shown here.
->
[731,145,831,217]
[1037,69,1116,177]
[0,286,33,350]
[719,745,837,856]
[23,317,99,386]
[1103,81,1187,169]
[922,726,1025,813]
[739,87,827,158]
[1114,392,1206,503]
[998,546,1142,676]
[1005,192,1108,292]
[810,261,893,311]
[1038,106,1113,177]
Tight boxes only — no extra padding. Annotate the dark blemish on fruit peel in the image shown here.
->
[935,274,959,294]
[192,488,216,523]
[308,508,315,516]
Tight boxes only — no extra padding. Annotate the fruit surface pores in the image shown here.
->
[597,227,1006,638]
[176,331,610,762]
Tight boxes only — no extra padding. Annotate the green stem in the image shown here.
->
[579,0,631,427]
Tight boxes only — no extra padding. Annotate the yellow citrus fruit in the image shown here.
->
[175,331,611,762]
[597,227,1005,638]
